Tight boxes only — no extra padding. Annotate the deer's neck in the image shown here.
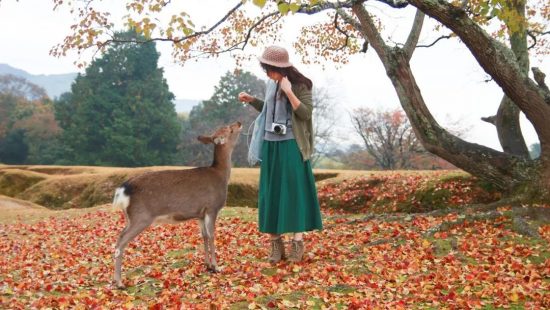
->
[211,145,232,180]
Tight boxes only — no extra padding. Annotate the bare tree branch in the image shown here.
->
[481,115,497,125]
[527,30,550,50]
[351,2,390,60]
[98,1,245,47]
[403,9,425,61]
[416,34,453,48]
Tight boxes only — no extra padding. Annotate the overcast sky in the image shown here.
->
[0,0,547,150]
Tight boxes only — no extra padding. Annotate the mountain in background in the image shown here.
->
[0,63,77,99]
[174,99,200,113]
[0,63,200,111]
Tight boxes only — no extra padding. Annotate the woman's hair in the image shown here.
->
[260,63,313,90]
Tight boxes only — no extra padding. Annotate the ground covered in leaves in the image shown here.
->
[1,173,549,309]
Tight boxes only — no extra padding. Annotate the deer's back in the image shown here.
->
[124,168,228,218]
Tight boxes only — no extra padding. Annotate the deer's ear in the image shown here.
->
[213,137,226,145]
[197,135,213,144]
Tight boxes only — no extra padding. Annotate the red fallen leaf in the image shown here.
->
[442,291,457,301]
[271,275,282,283]
[149,303,163,310]
[368,281,379,289]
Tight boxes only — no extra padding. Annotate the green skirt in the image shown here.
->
[258,139,323,234]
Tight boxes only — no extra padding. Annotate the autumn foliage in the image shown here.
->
[1,171,548,308]
[318,172,501,213]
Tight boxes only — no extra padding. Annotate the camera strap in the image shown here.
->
[272,82,279,123]
[272,81,291,127]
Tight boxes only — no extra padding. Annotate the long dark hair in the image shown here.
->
[260,63,313,90]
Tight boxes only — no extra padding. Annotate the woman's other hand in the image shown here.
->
[238,92,255,103]
[280,77,292,94]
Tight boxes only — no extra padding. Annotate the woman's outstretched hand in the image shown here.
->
[238,92,255,103]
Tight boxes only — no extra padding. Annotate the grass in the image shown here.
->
[0,165,379,210]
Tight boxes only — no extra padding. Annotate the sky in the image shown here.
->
[0,0,547,151]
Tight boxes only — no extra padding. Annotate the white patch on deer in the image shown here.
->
[204,214,212,238]
[213,137,226,145]
[112,187,130,211]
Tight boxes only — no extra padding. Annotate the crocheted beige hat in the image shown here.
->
[258,45,292,68]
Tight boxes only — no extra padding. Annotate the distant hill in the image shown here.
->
[0,64,201,111]
[0,64,77,99]
[174,99,200,113]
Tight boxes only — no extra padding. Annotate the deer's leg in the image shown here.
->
[205,212,219,272]
[113,217,152,288]
[198,218,211,270]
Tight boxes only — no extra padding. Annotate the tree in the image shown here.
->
[54,31,181,167]
[0,129,28,164]
[0,75,61,164]
[178,70,265,167]
[51,1,550,198]
[351,108,421,170]
[311,86,338,167]
[350,107,457,170]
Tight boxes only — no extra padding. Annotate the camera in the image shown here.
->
[271,123,287,135]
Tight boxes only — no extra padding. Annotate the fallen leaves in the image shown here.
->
[0,172,548,308]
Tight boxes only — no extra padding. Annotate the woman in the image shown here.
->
[238,45,323,263]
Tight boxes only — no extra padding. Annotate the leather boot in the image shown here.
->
[287,240,304,262]
[268,237,285,263]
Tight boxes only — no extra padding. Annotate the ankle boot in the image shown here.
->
[288,240,304,262]
[268,238,285,263]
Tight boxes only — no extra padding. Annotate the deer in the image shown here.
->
[111,121,242,288]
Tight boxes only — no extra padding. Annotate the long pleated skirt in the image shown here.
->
[258,139,323,234]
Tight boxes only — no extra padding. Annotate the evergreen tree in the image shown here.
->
[55,31,181,166]
[179,70,265,167]
[0,129,28,164]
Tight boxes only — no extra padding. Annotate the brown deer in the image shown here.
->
[111,121,242,288]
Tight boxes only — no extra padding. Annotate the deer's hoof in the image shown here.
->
[112,280,126,289]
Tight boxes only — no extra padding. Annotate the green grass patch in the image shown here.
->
[526,251,550,265]
[429,237,456,257]
[260,267,278,276]
[166,247,194,259]
[220,206,257,222]
[255,291,307,307]
[327,284,356,294]
[126,279,163,297]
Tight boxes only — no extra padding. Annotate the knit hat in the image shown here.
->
[258,45,292,68]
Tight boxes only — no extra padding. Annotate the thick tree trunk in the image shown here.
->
[350,3,549,199]
[387,50,537,191]
[494,0,529,158]
[405,0,550,198]
[495,96,529,157]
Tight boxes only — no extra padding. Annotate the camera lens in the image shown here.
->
[274,125,281,134]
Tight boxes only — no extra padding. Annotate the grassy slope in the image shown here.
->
[0,164,394,210]
[0,165,548,308]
